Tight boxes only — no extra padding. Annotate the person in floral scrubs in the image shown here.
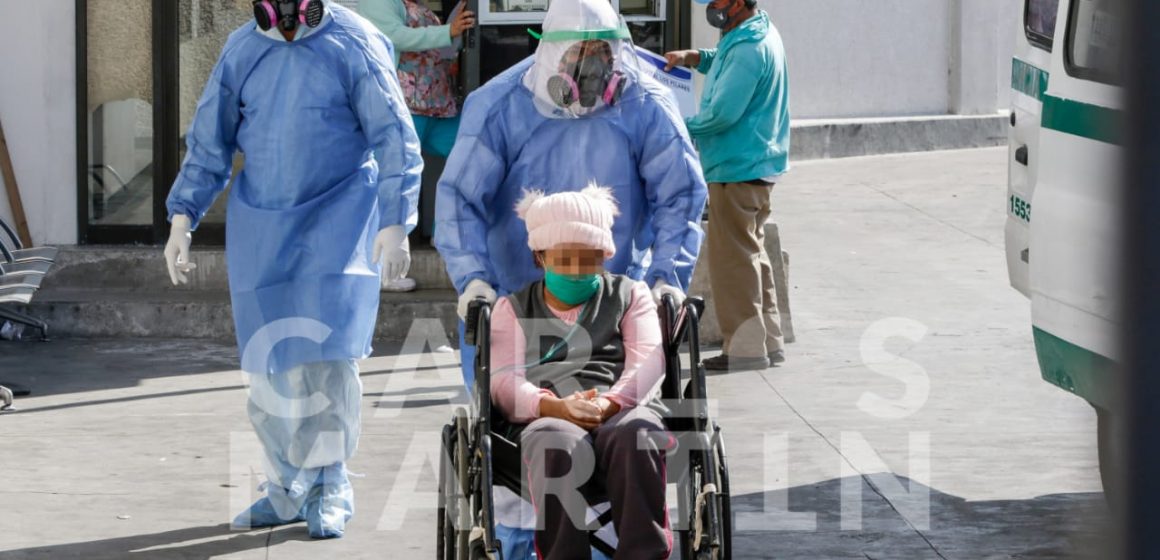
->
[360,0,475,157]
[360,0,475,290]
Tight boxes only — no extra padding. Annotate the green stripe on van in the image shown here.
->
[1041,94,1123,145]
[1011,58,1049,100]
[1033,326,1117,409]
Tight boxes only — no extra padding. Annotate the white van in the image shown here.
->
[1006,0,1124,495]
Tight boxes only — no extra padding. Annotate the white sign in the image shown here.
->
[635,47,698,118]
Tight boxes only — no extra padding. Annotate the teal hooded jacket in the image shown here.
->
[687,11,790,183]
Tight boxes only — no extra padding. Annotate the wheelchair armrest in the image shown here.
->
[489,428,525,495]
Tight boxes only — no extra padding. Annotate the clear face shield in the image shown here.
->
[526,22,642,119]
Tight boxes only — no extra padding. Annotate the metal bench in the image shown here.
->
[0,216,52,340]
[0,217,56,263]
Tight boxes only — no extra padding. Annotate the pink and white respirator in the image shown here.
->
[253,0,324,32]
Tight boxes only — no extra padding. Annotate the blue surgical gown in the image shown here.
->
[166,7,423,375]
[434,57,708,297]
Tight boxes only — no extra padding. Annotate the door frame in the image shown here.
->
[75,0,226,245]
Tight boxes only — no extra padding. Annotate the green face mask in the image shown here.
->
[544,269,601,305]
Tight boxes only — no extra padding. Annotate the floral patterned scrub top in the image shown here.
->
[397,0,460,117]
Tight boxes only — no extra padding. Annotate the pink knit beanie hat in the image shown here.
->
[515,183,620,258]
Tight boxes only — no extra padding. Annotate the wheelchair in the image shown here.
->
[436,294,732,560]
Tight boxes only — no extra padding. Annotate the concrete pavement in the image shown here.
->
[0,148,1109,559]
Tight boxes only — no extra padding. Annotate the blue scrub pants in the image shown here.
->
[412,115,461,158]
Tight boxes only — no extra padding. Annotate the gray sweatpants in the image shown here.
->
[520,406,672,560]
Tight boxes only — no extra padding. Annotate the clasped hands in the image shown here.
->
[539,388,621,431]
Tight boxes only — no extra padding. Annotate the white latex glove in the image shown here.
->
[373,225,411,282]
[164,215,197,285]
[458,278,497,320]
[651,279,685,307]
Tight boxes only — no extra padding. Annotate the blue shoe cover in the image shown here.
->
[232,482,308,529]
[307,463,355,539]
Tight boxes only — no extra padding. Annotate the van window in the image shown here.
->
[1066,0,1123,84]
[1026,0,1060,50]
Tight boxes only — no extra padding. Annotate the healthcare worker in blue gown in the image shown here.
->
[162,0,422,540]
[434,0,707,554]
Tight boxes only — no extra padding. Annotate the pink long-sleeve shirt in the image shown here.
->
[490,280,664,423]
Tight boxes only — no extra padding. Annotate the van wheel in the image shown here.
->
[1096,407,1120,508]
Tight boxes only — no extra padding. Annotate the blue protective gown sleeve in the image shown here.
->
[638,91,708,291]
[358,0,452,58]
[352,52,424,232]
[434,103,507,293]
[685,46,763,137]
[165,51,242,230]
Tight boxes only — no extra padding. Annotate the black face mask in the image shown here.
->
[706,0,739,29]
[253,0,325,32]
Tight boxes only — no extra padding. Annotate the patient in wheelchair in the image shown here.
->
[490,185,673,559]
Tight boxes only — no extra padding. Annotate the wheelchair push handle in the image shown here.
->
[661,293,678,319]
[660,293,706,320]
[464,297,491,347]
[660,293,706,350]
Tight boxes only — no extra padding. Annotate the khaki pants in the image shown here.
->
[708,181,784,359]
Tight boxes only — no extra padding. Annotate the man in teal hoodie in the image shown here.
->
[665,0,790,371]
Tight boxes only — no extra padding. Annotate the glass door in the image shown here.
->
[177,0,254,239]
[78,0,244,244]
[80,0,157,242]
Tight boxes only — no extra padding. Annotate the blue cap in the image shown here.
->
[692,0,712,5]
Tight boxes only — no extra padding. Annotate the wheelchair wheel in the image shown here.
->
[438,422,455,559]
[713,424,733,560]
[455,408,472,560]
[680,447,727,560]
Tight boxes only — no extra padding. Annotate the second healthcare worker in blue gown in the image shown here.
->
[434,0,707,555]
[162,0,422,540]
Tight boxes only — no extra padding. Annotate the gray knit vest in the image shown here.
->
[508,273,635,397]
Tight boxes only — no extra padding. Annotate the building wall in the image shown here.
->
[0,1,78,245]
[691,0,1021,119]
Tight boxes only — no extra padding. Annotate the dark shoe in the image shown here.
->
[769,350,786,365]
[703,353,770,372]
